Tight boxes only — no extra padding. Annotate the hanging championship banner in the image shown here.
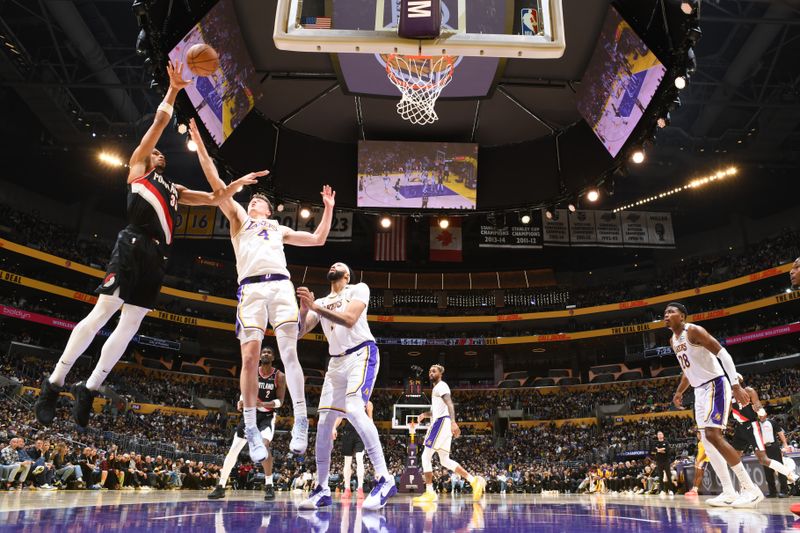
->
[568,210,597,246]
[275,201,299,230]
[174,206,190,238]
[542,209,570,246]
[478,213,543,248]
[212,205,233,238]
[183,206,216,238]
[594,211,623,247]
[646,212,675,247]
[621,211,649,246]
[295,206,353,242]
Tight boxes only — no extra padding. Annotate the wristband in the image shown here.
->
[157,102,174,117]
[272,399,282,409]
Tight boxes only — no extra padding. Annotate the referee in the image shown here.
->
[759,414,793,498]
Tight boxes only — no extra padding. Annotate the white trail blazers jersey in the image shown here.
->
[314,283,375,355]
[670,323,725,387]
[231,217,291,283]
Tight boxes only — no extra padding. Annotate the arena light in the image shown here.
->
[674,75,687,90]
[680,1,697,15]
[657,113,670,129]
[187,139,198,152]
[631,150,645,164]
[98,151,125,167]
[380,216,392,228]
[544,209,554,220]
[177,123,188,134]
[276,203,285,213]
[613,166,738,213]
[520,214,531,224]
[438,218,450,229]
[586,189,600,203]
[299,207,311,219]
[567,202,576,213]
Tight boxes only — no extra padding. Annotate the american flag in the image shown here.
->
[301,16,332,29]
[374,216,407,262]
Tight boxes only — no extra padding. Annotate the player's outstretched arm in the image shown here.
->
[283,185,336,247]
[187,118,251,232]
[128,61,190,183]
[174,173,261,206]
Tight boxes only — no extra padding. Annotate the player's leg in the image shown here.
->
[342,344,395,510]
[413,445,439,502]
[355,450,365,492]
[269,280,308,454]
[752,423,796,479]
[436,449,486,500]
[342,454,353,496]
[299,362,344,509]
[35,293,123,425]
[262,417,276,500]
[209,432,248,499]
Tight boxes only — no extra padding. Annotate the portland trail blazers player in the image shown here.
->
[209,347,286,500]
[34,60,259,428]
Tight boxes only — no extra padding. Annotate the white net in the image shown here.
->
[385,54,456,125]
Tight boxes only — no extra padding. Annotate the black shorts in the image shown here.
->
[732,423,766,452]
[235,411,275,440]
[97,227,168,309]
[340,429,364,456]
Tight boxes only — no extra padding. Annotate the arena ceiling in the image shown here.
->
[0,0,799,215]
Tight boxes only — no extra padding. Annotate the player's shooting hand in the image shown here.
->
[321,185,336,208]
[451,422,461,438]
[672,391,683,409]
[167,60,191,91]
[732,384,749,405]
[188,118,204,147]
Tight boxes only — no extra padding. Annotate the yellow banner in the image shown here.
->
[0,237,792,324]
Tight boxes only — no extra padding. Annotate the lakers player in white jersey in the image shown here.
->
[412,364,486,503]
[189,119,335,461]
[295,263,396,511]
[666,302,763,508]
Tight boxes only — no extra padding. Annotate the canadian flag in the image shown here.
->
[429,218,462,262]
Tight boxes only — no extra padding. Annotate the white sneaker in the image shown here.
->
[298,485,332,510]
[290,417,309,455]
[730,488,764,508]
[245,425,267,462]
[788,472,798,485]
[362,476,397,511]
[706,491,738,507]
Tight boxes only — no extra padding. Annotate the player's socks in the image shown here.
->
[314,411,336,488]
[347,405,391,480]
[731,462,756,491]
[701,437,736,494]
[85,304,149,391]
[243,407,257,428]
[275,325,308,419]
[426,483,433,493]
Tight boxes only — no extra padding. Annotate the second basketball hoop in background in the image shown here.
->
[384,54,456,125]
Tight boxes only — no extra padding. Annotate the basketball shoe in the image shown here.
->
[34,377,61,425]
[299,485,332,510]
[706,490,738,507]
[244,426,267,462]
[72,382,97,427]
[362,477,397,511]
[471,476,487,500]
[290,417,309,455]
[412,489,439,504]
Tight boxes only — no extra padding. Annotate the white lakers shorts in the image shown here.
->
[423,416,452,453]
[318,342,380,414]
[235,279,298,344]
[695,375,731,430]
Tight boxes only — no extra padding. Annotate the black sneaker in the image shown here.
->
[72,382,97,428]
[35,377,62,425]
[207,484,226,499]
[264,484,275,500]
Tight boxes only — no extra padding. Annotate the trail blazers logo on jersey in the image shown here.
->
[102,273,116,288]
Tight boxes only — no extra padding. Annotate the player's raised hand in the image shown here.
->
[167,60,191,91]
[296,286,316,309]
[321,185,336,209]
[188,118,205,149]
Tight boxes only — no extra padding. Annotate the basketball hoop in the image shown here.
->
[384,54,456,125]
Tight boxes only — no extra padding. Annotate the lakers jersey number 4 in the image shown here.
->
[232,217,291,283]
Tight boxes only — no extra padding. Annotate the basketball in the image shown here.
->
[186,43,219,76]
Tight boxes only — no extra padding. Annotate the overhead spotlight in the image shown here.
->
[674,75,687,90]
[300,207,311,219]
[439,218,450,229]
[631,150,645,164]
[177,123,188,134]
[657,113,671,128]
[567,202,576,213]
[520,213,531,224]
[98,151,125,167]
[680,0,697,15]
[586,189,600,202]
[187,139,198,152]
[544,209,554,220]
[380,216,392,228]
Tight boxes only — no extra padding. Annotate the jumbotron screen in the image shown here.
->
[357,141,478,210]
[577,6,666,157]
[167,0,262,146]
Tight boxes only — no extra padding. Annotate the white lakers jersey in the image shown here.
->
[670,323,724,387]
[232,217,291,283]
[314,283,374,355]
[431,381,451,420]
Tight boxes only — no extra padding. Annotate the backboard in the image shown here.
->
[274,0,566,59]
[393,403,433,431]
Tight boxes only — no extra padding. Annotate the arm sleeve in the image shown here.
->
[714,347,739,385]
[350,283,370,305]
